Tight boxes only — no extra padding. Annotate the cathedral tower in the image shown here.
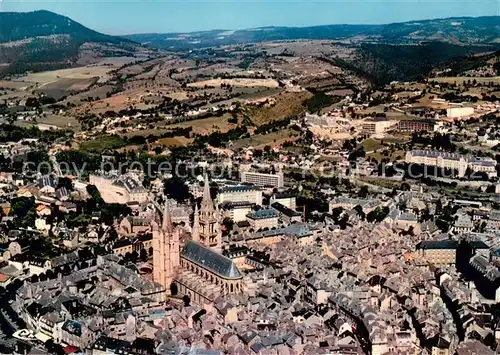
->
[152,199,180,294]
[198,174,222,251]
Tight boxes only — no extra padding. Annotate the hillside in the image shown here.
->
[0,10,141,76]
[126,16,500,50]
[336,42,498,85]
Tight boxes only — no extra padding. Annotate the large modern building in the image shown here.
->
[398,119,440,132]
[361,119,398,134]
[89,174,148,204]
[240,170,284,188]
[216,185,263,205]
[405,150,497,178]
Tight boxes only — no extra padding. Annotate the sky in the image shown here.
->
[1,0,499,35]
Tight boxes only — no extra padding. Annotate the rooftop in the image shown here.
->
[182,241,242,279]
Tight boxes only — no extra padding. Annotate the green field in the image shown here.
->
[79,135,128,152]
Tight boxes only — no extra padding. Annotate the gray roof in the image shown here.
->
[182,241,242,279]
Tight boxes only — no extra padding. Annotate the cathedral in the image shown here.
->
[152,175,243,305]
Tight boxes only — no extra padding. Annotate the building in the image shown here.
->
[193,174,222,250]
[329,197,381,214]
[417,240,458,266]
[361,119,398,134]
[398,119,439,132]
[240,170,284,188]
[119,216,151,236]
[89,174,148,204]
[113,234,153,257]
[447,107,474,118]
[216,185,263,205]
[405,150,497,178]
[271,202,302,224]
[152,201,181,295]
[38,175,56,195]
[270,193,297,210]
[220,201,254,222]
[153,187,243,304]
[246,209,279,230]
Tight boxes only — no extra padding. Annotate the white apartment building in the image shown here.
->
[405,150,497,178]
[216,185,263,205]
[240,170,284,188]
[362,119,398,134]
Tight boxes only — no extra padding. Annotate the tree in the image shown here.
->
[358,186,369,198]
[164,178,191,202]
[353,205,365,220]
[330,207,344,221]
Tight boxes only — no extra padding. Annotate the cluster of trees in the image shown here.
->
[304,89,336,113]
[194,125,249,148]
[410,132,455,152]
[0,124,71,144]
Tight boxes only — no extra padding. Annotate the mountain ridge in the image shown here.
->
[124,16,500,50]
[0,10,141,76]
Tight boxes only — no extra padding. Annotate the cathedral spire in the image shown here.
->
[162,199,173,233]
[201,173,214,211]
[192,203,200,242]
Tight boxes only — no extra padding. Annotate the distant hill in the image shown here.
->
[125,16,500,50]
[0,10,141,76]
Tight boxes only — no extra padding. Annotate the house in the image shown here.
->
[36,205,51,217]
[38,176,56,195]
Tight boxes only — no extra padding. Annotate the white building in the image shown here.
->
[216,186,263,205]
[270,193,297,210]
[221,201,254,222]
[240,170,284,188]
[405,150,497,178]
[362,119,398,134]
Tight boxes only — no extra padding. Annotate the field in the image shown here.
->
[361,138,384,152]
[156,136,194,147]
[243,91,312,126]
[36,114,81,131]
[78,135,128,152]
[35,77,100,99]
[15,66,114,85]
[187,78,279,89]
[170,114,237,135]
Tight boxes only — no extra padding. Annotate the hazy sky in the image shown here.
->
[1,0,499,35]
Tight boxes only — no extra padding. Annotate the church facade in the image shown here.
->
[152,176,243,304]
